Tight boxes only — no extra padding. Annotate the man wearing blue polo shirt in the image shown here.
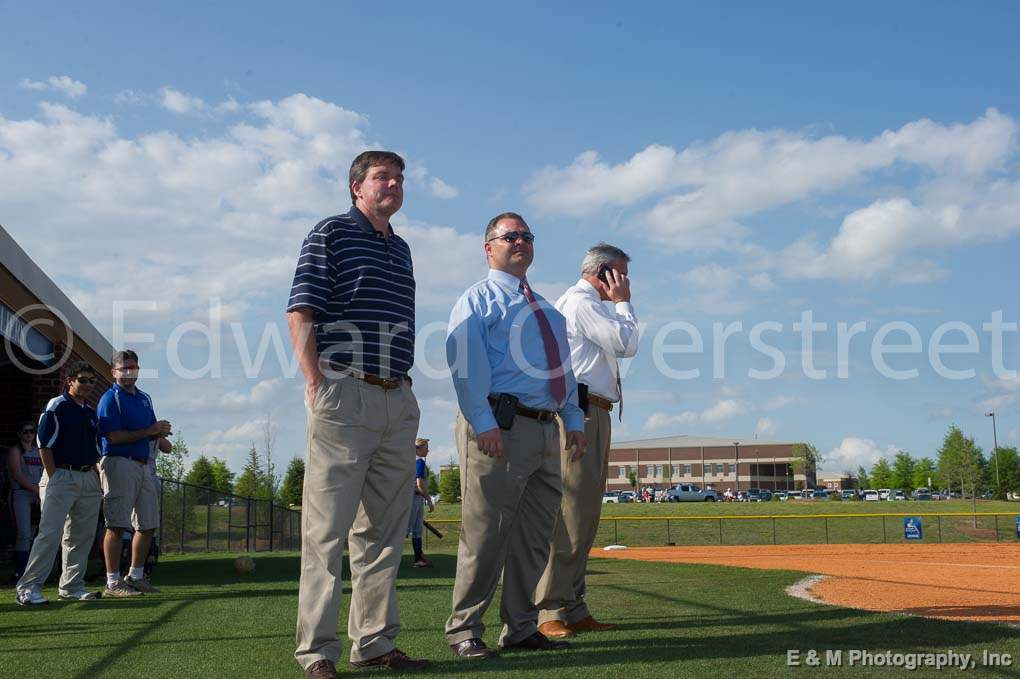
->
[97,350,171,597]
[287,150,427,679]
[16,361,103,605]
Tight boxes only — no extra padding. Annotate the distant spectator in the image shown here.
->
[7,420,43,580]
[16,362,103,605]
[407,437,434,568]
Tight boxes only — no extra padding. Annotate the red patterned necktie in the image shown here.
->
[520,280,566,404]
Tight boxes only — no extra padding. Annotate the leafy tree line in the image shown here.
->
[855,425,1019,498]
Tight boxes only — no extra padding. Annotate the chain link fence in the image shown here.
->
[156,479,301,554]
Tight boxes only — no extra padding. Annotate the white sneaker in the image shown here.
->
[124,575,160,593]
[59,590,100,601]
[104,580,142,598]
[16,587,48,606]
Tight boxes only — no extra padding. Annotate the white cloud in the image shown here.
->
[160,86,208,114]
[645,399,746,430]
[20,75,88,98]
[525,108,1020,277]
[765,395,797,410]
[822,437,898,474]
[681,264,740,289]
[219,418,268,442]
[430,177,459,199]
[755,417,778,437]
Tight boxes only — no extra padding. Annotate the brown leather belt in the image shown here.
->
[587,392,614,412]
[488,396,557,423]
[328,361,405,390]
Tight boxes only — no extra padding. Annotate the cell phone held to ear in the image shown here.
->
[597,265,610,283]
[491,393,519,430]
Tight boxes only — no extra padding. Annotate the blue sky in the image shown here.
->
[3,1,1020,476]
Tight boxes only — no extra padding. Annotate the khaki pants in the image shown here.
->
[445,411,563,647]
[16,467,102,597]
[99,455,159,531]
[294,375,420,669]
[536,404,611,625]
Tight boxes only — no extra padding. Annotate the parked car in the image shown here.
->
[666,484,719,502]
[887,490,906,501]
[840,489,856,501]
[862,489,880,501]
[912,488,933,501]
[745,488,772,502]
[811,489,830,501]
[620,491,637,503]
[877,489,891,500]
[775,491,789,501]
[602,491,622,503]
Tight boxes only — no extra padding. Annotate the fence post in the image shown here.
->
[665,519,671,545]
[881,516,886,543]
[206,498,212,552]
[718,518,723,545]
[937,515,942,543]
[246,498,251,553]
[614,520,618,544]
[824,516,829,544]
[772,517,776,545]
[159,480,165,549]
[180,482,186,553]
[995,515,999,542]
[269,502,275,552]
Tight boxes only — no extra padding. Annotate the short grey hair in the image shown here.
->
[581,243,630,275]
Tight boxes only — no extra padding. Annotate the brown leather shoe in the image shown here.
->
[499,631,570,651]
[349,648,430,671]
[537,620,574,639]
[304,659,340,679]
[450,638,499,659]
[569,616,619,632]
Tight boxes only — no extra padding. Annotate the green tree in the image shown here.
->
[869,457,893,488]
[184,455,214,488]
[156,432,189,481]
[890,451,916,490]
[912,457,937,490]
[427,466,439,495]
[936,426,984,496]
[987,446,1020,498]
[791,443,820,488]
[627,470,637,490]
[856,465,871,489]
[279,457,305,507]
[209,457,235,495]
[439,466,461,504]
[235,446,269,499]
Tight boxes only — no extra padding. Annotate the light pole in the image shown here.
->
[733,441,740,492]
[985,411,1001,489]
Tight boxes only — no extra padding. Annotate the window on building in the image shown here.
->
[713,463,723,475]
[655,465,663,478]
[618,466,627,478]
[684,464,692,476]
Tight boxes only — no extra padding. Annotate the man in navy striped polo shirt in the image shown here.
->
[287,150,427,679]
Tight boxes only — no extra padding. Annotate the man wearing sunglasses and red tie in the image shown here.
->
[445,212,587,659]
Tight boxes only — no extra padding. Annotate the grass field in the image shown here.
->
[2,549,1019,679]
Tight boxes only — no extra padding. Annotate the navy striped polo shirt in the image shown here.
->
[287,206,415,378]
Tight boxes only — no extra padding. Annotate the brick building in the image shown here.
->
[0,224,114,452]
[606,435,816,493]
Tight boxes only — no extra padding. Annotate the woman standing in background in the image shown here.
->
[7,421,43,580]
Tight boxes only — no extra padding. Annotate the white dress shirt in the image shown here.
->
[554,278,639,402]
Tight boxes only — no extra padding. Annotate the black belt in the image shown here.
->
[487,396,556,423]
[56,463,94,472]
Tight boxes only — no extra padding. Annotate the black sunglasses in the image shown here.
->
[486,231,535,244]
[74,376,96,385]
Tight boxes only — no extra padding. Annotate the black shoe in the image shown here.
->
[450,638,499,659]
[499,631,571,651]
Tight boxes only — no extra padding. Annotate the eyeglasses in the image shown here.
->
[114,366,139,373]
[74,376,95,385]
[486,231,535,245]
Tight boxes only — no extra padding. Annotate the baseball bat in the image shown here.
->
[423,520,443,539]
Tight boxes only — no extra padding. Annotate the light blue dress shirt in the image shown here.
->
[447,269,584,434]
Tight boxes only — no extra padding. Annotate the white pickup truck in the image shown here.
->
[666,484,719,502]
